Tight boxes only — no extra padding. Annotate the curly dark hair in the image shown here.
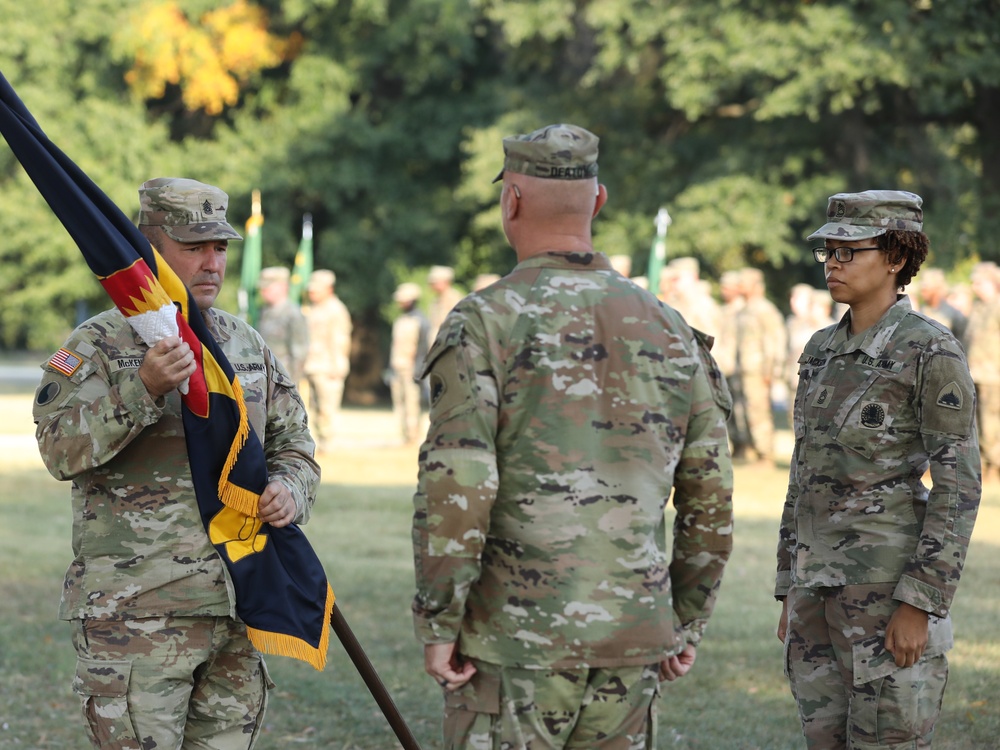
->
[876,230,929,289]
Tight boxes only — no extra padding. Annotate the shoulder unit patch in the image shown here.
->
[935,381,963,410]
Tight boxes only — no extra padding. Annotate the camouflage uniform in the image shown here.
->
[428,265,466,345]
[302,276,353,451]
[734,273,786,462]
[390,288,430,443]
[776,296,980,748]
[34,302,318,747]
[413,250,734,747]
[257,299,310,384]
[964,295,1000,472]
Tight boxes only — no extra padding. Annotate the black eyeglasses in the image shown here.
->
[812,246,881,264]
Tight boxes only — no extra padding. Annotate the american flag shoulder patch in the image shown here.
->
[48,348,84,377]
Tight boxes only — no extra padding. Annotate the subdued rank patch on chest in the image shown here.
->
[47,347,83,377]
[936,381,963,410]
[859,401,887,429]
[811,385,833,409]
[35,381,61,406]
[430,372,447,407]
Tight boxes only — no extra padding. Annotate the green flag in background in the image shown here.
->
[646,207,671,297]
[289,213,313,306]
[239,189,263,327]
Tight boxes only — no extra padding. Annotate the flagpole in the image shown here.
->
[646,207,671,296]
[239,190,263,326]
[331,606,423,750]
[289,213,314,306]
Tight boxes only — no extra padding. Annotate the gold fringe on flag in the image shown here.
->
[247,583,336,670]
[217,376,260,517]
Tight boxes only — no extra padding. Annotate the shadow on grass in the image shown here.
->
[2,471,998,750]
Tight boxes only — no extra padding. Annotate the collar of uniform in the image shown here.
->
[822,295,910,356]
[204,307,231,343]
[513,251,611,271]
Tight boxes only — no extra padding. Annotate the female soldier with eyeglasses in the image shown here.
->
[774,190,981,749]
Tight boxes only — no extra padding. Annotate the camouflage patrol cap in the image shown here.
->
[807,190,923,241]
[138,177,243,243]
[308,269,336,288]
[492,123,599,183]
[259,266,290,287]
[393,282,422,303]
[427,265,455,283]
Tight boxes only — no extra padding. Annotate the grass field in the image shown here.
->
[1,389,997,750]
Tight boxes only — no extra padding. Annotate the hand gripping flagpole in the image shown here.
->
[331,606,423,750]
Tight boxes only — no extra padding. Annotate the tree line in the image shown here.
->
[1,0,997,358]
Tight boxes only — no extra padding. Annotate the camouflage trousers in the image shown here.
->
[300,373,346,451]
[441,659,660,750]
[390,368,424,442]
[784,584,951,749]
[975,383,1000,469]
[70,616,273,750]
[739,372,774,461]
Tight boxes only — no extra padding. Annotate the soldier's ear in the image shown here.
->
[593,183,608,218]
[503,183,521,220]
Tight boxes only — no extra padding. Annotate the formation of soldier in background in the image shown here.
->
[249,244,999,476]
[628,254,999,479]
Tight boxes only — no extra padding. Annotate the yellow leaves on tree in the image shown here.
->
[120,0,295,115]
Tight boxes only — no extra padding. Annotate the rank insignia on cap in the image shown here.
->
[202,199,214,214]
[936,382,963,410]
[48,348,83,377]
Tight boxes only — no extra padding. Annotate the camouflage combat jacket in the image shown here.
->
[412,251,734,669]
[257,300,310,383]
[33,307,319,621]
[776,296,980,617]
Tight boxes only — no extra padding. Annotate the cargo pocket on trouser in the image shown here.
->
[72,656,141,750]
[442,665,501,750]
[850,636,949,749]
[244,656,275,749]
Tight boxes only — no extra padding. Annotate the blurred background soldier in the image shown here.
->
[715,269,749,458]
[965,261,1000,483]
[734,267,786,466]
[666,256,720,337]
[427,265,463,344]
[302,269,353,454]
[656,263,678,305]
[917,267,968,341]
[472,272,502,292]
[785,283,819,403]
[608,253,632,278]
[389,282,429,444]
[811,286,837,330]
[257,266,309,383]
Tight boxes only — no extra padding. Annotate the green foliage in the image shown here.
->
[1,0,999,350]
